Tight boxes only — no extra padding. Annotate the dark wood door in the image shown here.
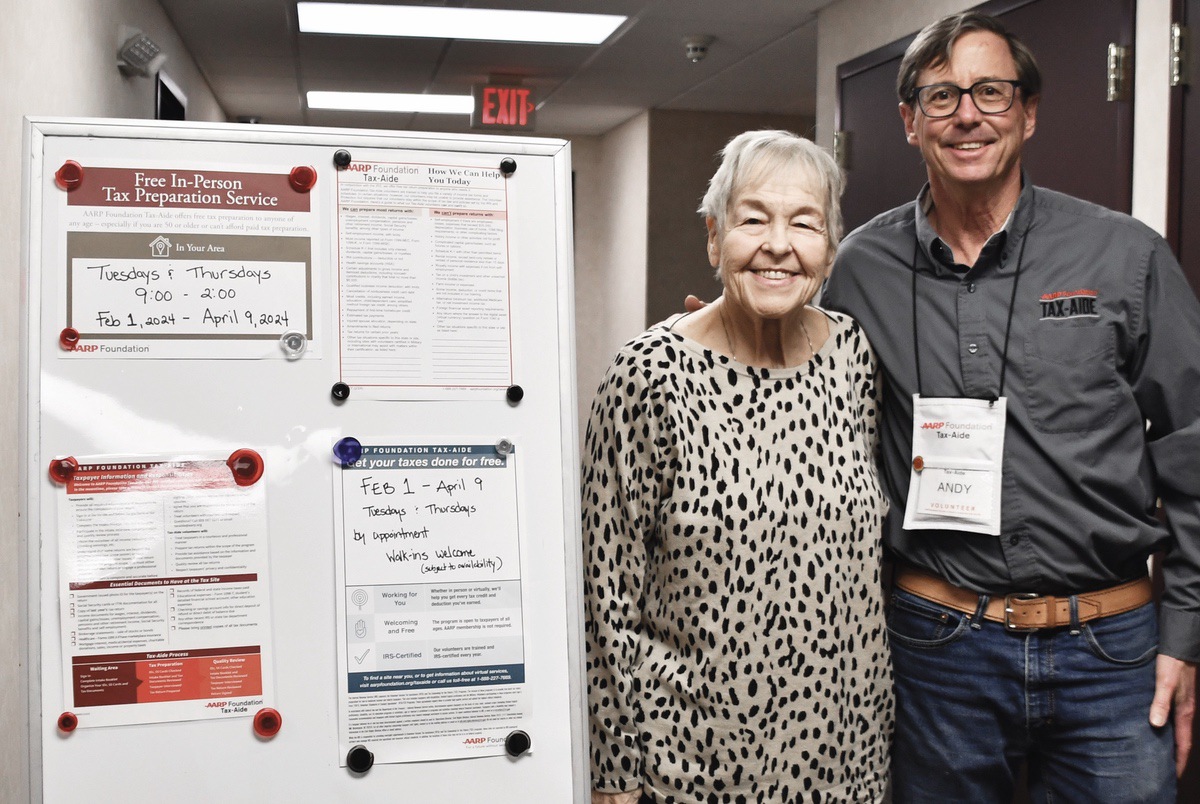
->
[836,0,1135,232]
[1173,0,1200,294]
[836,45,925,231]
[1170,7,1200,803]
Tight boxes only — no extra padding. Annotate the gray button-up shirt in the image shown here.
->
[823,182,1200,661]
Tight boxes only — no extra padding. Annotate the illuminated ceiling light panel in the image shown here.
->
[296,2,626,45]
[306,91,474,114]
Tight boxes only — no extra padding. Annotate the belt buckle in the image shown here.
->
[1004,592,1041,632]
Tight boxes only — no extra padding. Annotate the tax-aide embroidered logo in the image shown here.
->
[1040,288,1099,320]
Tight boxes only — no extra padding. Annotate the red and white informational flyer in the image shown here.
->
[58,164,319,361]
[55,453,275,728]
[335,158,513,399]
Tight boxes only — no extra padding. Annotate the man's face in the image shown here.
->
[900,30,1038,195]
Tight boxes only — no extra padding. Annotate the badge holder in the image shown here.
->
[903,394,1006,535]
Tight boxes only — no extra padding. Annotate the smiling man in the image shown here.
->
[822,11,1200,802]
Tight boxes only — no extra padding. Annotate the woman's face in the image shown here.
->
[707,163,830,321]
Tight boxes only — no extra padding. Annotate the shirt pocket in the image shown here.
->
[1021,322,1118,434]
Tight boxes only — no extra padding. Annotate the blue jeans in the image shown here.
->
[887,588,1175,803]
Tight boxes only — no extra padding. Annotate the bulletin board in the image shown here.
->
[19,118,587,802]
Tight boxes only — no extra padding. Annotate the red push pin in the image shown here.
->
[253,707,282,738]
[227,448,264,487]
[55,161,84,191]
[59,328,81,350]
[289,165,317,193]
[57,712,79,733]
[49,456,79,484]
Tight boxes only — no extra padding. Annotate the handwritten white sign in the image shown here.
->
[70,256,304,336]
[62,231,312,359]
[333,441,529,764]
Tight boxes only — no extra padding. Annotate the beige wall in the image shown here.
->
[570,114,650,439]
[1,0,224,799]
[644,110,815,327]
[1131,0,1173,235]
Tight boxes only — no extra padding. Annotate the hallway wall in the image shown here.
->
[0,1,224,798]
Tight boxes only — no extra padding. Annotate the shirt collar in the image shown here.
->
[914,177,1035,275]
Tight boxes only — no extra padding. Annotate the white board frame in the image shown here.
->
[20,117,587,802]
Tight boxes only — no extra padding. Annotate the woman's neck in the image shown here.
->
[718,301,814,368]
[671,297,824,369]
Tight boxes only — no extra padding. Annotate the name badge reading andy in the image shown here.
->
[903,395,1007,535]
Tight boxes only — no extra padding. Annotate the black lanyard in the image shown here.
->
[910,192,1035,402]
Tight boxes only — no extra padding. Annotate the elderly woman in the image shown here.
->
[582,130,893,804]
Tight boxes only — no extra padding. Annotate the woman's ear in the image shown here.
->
[706,217,720,268]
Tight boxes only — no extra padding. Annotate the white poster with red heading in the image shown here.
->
[57,164,318,360]
[54,452,275,728]
[335,158,513,399]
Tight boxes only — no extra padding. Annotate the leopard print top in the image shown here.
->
[583,309,893,803]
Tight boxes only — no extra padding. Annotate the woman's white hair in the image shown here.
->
[698,129,845,251]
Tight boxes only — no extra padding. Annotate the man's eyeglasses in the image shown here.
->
[912,79,1024,118]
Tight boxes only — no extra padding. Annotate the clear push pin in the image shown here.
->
[495,438,514,456]
[280,330,307,359]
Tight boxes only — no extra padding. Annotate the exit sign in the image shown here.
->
[472,84,537,131]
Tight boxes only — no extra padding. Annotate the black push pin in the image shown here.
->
[334,149,352,168]
[505,729,531,758]
[506,384,524,405]
[331,382,351,401]
[500,158,517,177]
[346,744,374,774]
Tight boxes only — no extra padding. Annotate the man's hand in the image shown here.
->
[592,789,642,804]
[684,295,708,313]
[1150,654,1197,776]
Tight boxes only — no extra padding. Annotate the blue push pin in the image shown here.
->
[334,437,363,466]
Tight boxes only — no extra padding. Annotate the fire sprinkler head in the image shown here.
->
[683,35,715,63]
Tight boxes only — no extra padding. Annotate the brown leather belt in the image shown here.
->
[894,566,1154,631]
